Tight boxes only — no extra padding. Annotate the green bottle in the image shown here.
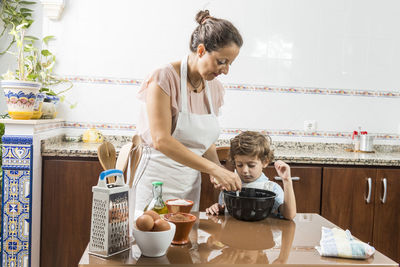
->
[144,181,168,214]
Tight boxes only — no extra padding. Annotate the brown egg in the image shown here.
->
[144,210,161,221]
[136,214,154,231]
[152,219,171,231]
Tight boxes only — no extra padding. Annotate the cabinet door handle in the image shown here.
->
[274,176,300,181]
[381,178,387,204]
[365,177,372,203]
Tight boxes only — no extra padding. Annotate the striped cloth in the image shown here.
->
[315,227,375,259]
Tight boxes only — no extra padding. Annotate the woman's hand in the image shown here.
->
[274,160,291,182]
[211,166,242,192]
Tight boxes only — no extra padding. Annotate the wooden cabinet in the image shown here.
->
[264,165,322,213]
[200,172,220,211]
[41,157,103,267]
[322,167,400,263]
[373,169,400,264]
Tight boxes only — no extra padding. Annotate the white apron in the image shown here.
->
[129,55,220,224]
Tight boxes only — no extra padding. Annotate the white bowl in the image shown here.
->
[132,221,176,257]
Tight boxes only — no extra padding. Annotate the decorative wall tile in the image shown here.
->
[63,75,400,99]
[34,121,64,134]
[1,136,33,267]
[60,122,400,141]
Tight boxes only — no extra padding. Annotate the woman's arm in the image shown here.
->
[203,144,221,165]
[146,81,241,191]
[274,160,297,220]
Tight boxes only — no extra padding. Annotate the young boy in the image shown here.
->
[206,131,296,220]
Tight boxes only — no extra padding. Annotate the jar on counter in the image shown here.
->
[144,181,168,214]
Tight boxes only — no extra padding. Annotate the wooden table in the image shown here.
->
[79,213,398,267]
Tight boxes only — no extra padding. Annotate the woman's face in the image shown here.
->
[234,155,268,183]
[198,43,240,81]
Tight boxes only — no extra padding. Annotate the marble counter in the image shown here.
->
[41,135,400,166]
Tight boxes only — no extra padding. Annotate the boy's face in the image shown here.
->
[234,155,268,183]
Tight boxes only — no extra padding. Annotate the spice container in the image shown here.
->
[352,131,360,151]
[360,131,375,152]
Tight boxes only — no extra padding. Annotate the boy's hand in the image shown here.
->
[274,160,291,182]
[206,203,224,215]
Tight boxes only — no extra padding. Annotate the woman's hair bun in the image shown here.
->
[195,10,210,24]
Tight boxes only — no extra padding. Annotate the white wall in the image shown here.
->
[24,1,400,141]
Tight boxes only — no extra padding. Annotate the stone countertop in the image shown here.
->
[41,135,400,166]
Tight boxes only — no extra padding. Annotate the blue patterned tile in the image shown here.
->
[1,135,33,267]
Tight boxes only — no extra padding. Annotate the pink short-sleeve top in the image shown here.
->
[137,63,225,146]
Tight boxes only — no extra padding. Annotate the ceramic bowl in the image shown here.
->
[132,221,176,257]
[223,187,276,221]
[164,212,196,245]
[165,199,194,213]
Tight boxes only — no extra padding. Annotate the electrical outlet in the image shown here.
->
[304,120,317,132]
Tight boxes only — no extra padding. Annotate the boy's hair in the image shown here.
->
[229,131,274,164]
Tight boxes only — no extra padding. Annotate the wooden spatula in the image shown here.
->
[97,141,117,182]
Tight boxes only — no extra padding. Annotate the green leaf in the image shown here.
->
[41,49,52,56]
[46,90,56,96]
[24,35,39,41]
[19,1,37,5]
[59,95,65,102]
[20,8,34,12]
[27,73,38,80]
[40,88,50,93]
[42,35,55,45]
[4,9,14,16]
[21,13,32,18]
[70,103,78,109]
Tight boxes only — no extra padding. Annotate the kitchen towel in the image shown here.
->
[315,227,375,259]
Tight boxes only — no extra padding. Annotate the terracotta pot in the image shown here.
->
[164,213,196,245]
[165,199,194,213]
[1,80,41,120]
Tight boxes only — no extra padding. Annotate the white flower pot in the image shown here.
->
[1,80,41,120]
[41,95,60,119]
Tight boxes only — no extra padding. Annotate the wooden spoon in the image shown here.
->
[128,135,142,188]
[97,141,117,182]
[116,143,132,172]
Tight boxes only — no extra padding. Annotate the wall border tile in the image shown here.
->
[63,75,400,98]
[61,121,400,141]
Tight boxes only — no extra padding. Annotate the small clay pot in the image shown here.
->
[165,199,194,213]
[164,213,196,245]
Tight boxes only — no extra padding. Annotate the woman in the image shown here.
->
[132,10,243,214]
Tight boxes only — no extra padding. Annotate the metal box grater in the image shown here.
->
[89,169,130,257]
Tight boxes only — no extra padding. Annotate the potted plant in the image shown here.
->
[1,23,75,119]
[1,22,41,119]
[34,35,75,119]
[0,0,36,55]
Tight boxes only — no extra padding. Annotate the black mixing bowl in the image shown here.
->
[223,187,276,221]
